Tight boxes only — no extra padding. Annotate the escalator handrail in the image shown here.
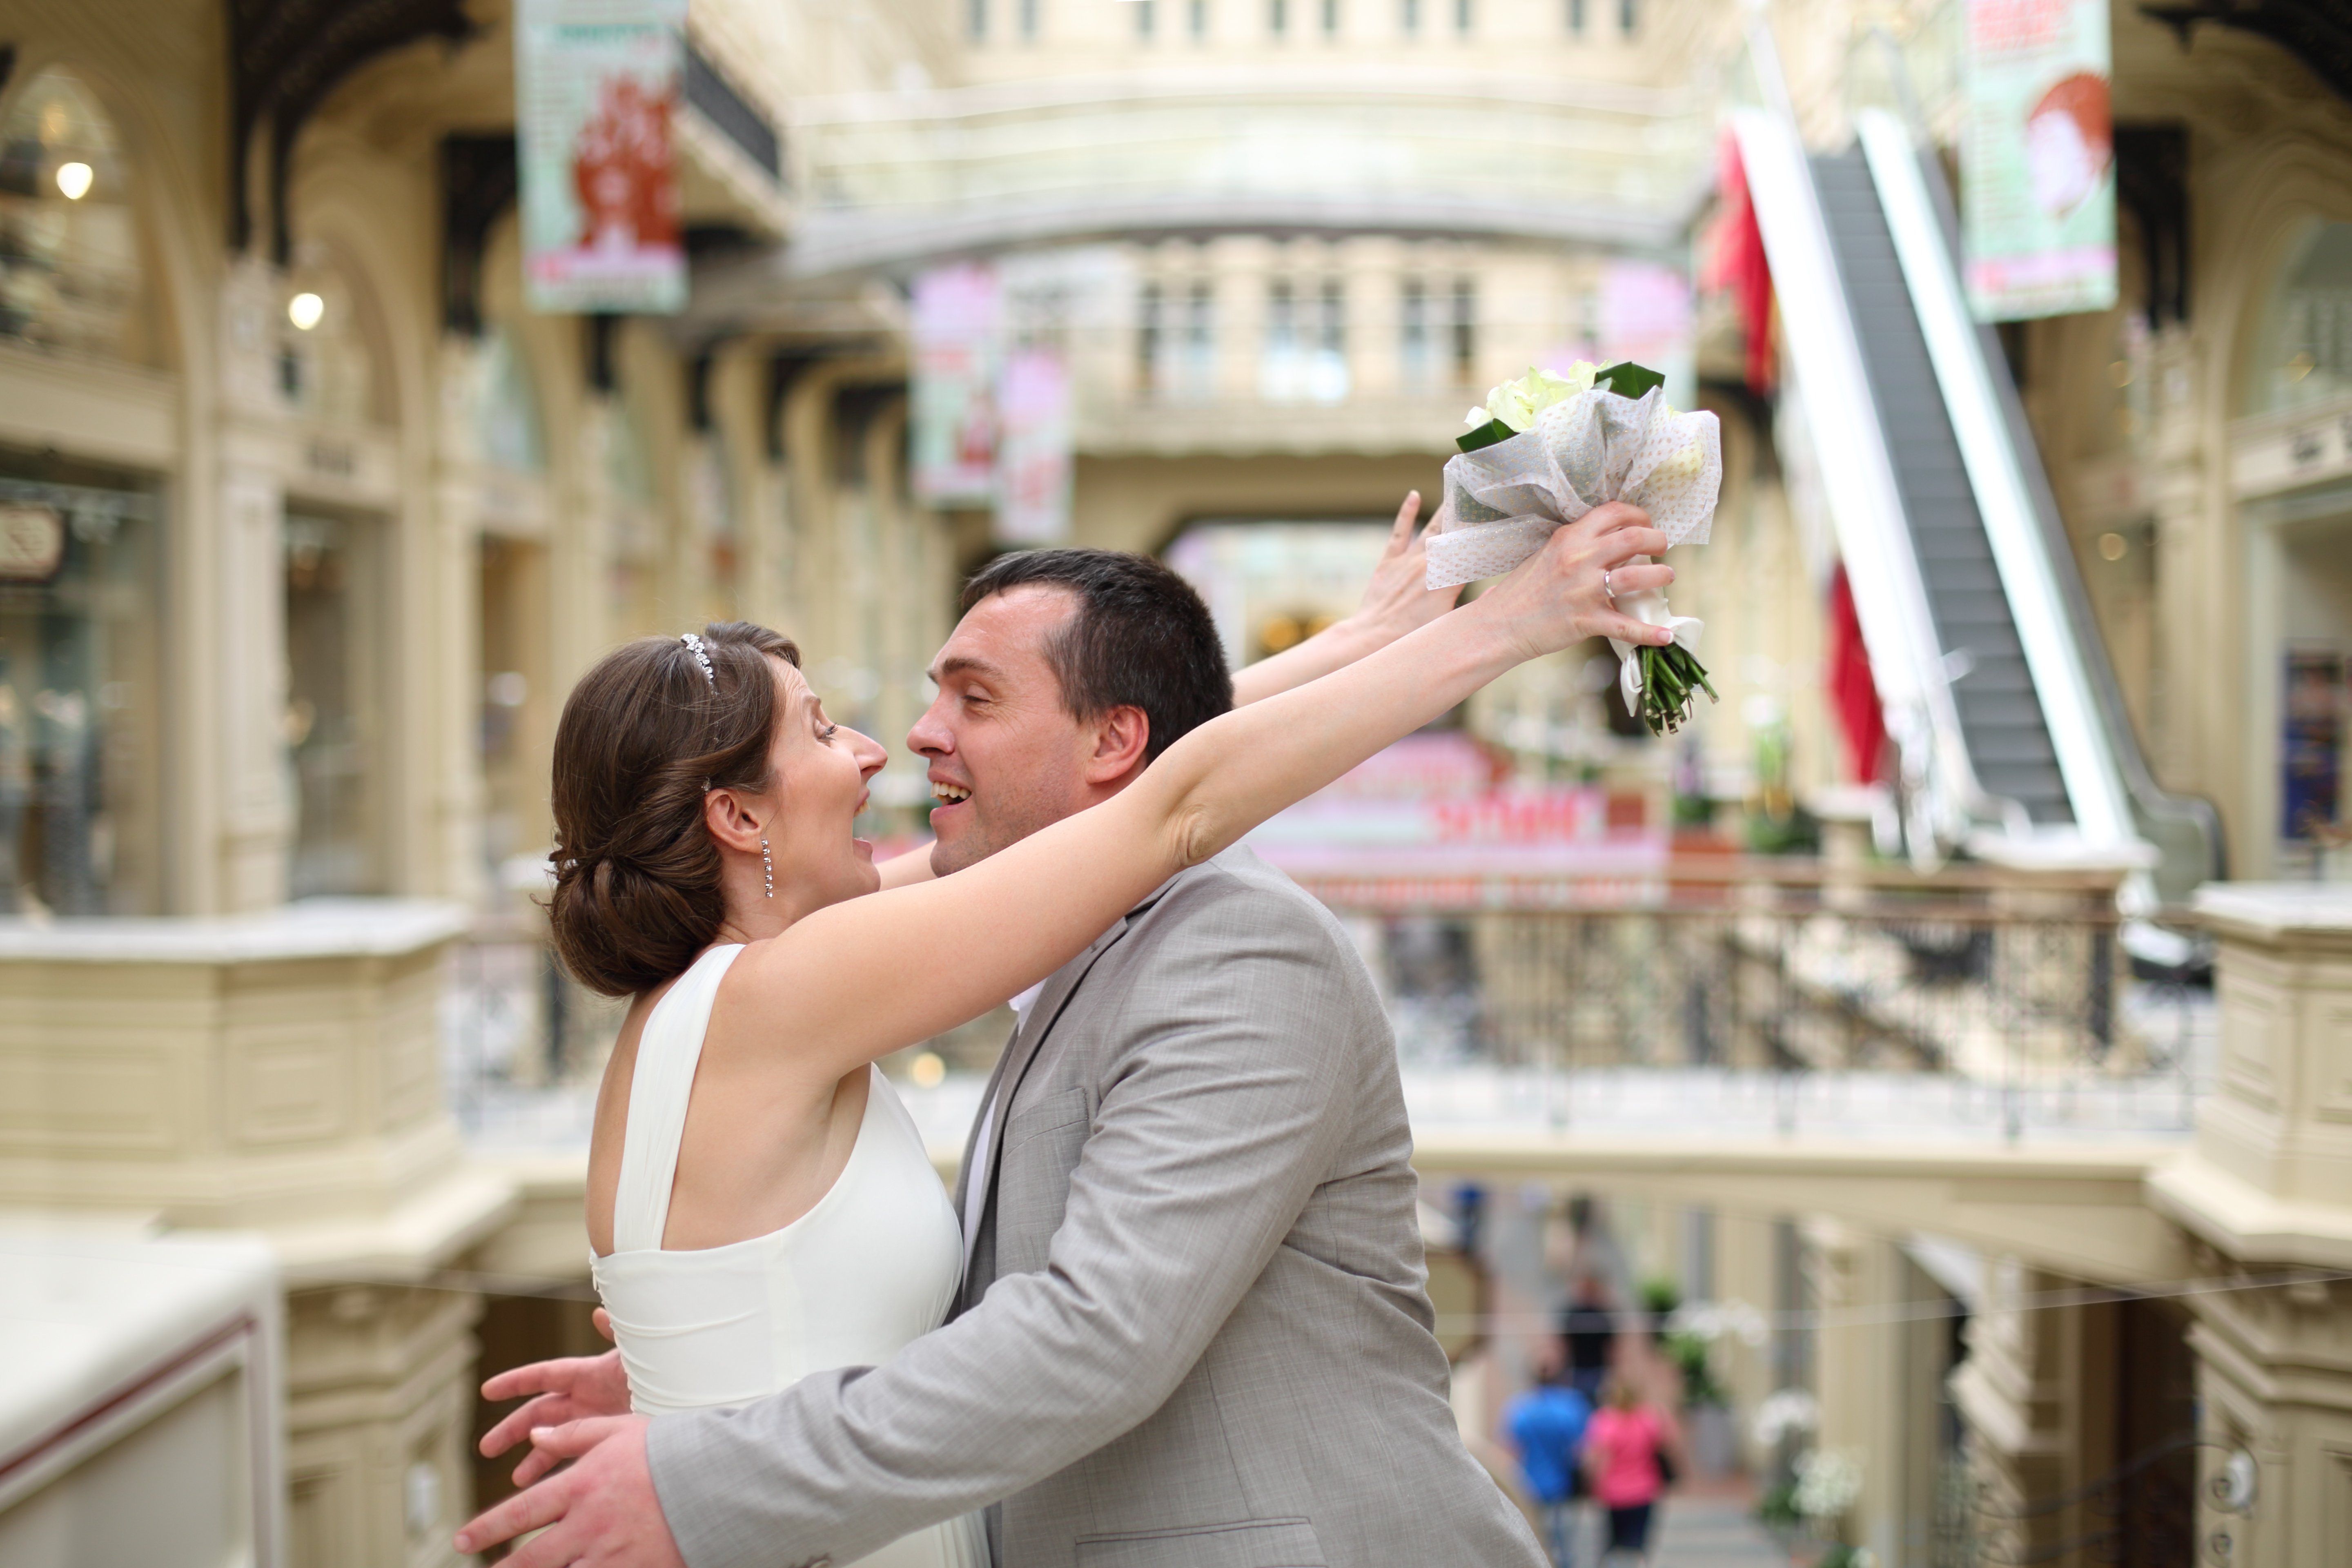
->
[1856,110,2137,850]
[1857,109,2224,898]
[1728,104,1985,850]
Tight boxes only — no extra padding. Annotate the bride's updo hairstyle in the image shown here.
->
[549,621,800,996]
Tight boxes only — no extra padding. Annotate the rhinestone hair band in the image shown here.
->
[679,632,716,686]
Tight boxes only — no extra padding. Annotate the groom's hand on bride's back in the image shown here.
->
[454,1415,683,1568]
[479,1309,631,1484]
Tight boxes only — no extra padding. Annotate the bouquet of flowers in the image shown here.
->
[1429,361,1723,737]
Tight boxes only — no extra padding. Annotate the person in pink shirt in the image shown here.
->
[1581,1374,1684,1563]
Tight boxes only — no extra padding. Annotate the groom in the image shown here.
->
[461,535,1558,1568]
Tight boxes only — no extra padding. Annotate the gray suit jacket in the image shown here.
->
[646,845,1544,1568]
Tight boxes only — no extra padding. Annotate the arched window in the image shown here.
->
[0,68,158,365]
[477,327,546,473]
[2242,219,2352,417]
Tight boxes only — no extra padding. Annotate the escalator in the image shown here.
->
[1731,104,2220,909]
[1810,147,2071,827]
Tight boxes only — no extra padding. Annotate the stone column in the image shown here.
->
[284,1283,481,1568]
[215,260,296,913]
[1341,235,1403,403]
[2143,322,2211,804]
[2149,884,2352,1568]
[215,453,294,912]
[1945,1254,2099,1567]
[1805,1222,1946,1564]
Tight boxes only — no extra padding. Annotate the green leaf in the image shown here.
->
[1594,360,1666,400]
[1454,417,1518,454]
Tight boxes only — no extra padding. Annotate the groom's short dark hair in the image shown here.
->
[961,548,1233,762]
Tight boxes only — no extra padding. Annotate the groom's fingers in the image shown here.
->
[481,1391,578,1457]
[454,1472,573,1556]
[511,1440,565,1489]
[508,1414,630,1488]
[594,1307,615,1343]
[501,1519,592,1568]
[482,1356,581,1403]
[531,1415,633,1459]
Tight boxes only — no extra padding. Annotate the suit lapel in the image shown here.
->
[957,863,1205,1301]
[956,916,1135,1299]
[951,1013,1022,1221]
[977,916,1127,1196]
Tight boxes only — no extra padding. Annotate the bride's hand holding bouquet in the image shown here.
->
[1434,361,1723,737]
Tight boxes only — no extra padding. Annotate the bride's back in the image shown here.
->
[584,963,871,1257]
[589,944,964,1414]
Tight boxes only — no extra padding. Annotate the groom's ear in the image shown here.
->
[1082,704,1151,787]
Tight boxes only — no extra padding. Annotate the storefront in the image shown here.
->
[2231,218,2352,881]
[0,66,170,917]
[0,457,163,915]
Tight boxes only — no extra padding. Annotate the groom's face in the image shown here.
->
[912,585,1105,876]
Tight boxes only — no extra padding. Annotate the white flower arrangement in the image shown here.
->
[1793,1447,1865,1520]
[1665,1297,1771,1348]
[1463,362,1596,435]
[1433,361,1723,737]
[1751,1388,1822,1448]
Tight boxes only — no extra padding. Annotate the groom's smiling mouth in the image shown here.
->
[931,781,971,805]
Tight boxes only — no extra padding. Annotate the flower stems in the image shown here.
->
[1636,642,1719,737]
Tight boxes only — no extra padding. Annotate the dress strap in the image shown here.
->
[611,944,746,1254]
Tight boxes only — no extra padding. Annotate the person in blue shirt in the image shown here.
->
[1507,1352,1595,1568]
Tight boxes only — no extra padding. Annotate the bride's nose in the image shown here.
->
[851,728,888,777]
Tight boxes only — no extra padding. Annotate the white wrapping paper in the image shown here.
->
[1428,384,1722,713]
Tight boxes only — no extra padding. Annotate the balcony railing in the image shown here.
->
[443,860,2212,1153]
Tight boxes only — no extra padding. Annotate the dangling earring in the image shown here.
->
[761,837,774,898]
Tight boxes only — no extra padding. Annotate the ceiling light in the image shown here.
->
[54,162,92,200]
[287,292,325,331]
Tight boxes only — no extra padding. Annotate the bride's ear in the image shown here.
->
[703,786,768,855]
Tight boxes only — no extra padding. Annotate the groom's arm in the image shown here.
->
[648,874,1367,1568]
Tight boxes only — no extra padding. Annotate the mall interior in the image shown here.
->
[1,0,2349,1564]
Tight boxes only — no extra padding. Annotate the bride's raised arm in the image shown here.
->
[737,501,1670,1080]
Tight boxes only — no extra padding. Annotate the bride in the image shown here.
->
[473,508,1673,1566]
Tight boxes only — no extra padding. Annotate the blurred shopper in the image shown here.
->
[1505,1350,1593,1568]
[1582,1374,1684,1565]
[1560,1278,1618,1403]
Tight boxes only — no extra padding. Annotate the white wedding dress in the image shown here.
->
[590,944,988,1568]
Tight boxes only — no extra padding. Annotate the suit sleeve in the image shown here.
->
[645,878,1365,1568]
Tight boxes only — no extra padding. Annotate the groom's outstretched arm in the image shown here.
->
[650,873,1366,1568]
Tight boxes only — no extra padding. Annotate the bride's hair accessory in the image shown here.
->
[679,632,716,686]
[762,837,773,898]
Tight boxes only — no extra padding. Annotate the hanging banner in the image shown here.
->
[909,265,1002,505]
[1961,0,2117,321]
[516,0,688,314]
[994,347,1073,545]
